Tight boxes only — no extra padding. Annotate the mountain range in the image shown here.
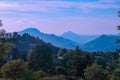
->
[81,35,120,51]
[18,28,78,49]
[61,31,99,45]
[18,28,120,51]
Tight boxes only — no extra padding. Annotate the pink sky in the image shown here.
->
[0,0,120,35]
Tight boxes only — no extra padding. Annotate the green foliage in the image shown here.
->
[0,42,12,59]
[41,75,66,80]
[27,44,55,72]
[51,75,66,80]
[57,48,67,57]
[67,47,92,78]
[21,70,36,80]
[22,70,46,80]
[1,59,29,79]
[33,70,46,79]
[0,29,120,80]
[55,66,66,75]
[110,75,120,80]
[109,67,120,80]
[84,63,108,80]
[115,67,120,74]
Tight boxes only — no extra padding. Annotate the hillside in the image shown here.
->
[19,28,79,49]
[61,31,98,45]
[0,33,59,60]
[81,35,120,51]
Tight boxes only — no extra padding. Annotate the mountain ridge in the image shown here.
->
[18,28,79,49]
[61,31,99,45]
[18,28,120,51]
[81,35,120,51]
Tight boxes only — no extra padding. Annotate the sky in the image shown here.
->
[0,0,120,35]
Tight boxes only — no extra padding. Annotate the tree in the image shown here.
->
[57,48,67,57]
[0,19,6,38]
[67,47,91,78]
[0,19,2,27]
[13,32,18,38]
[27,44,55,73]
[110,75,120,80]
[0,42,12,60]
[11,47,19,60]
[0,29,6,35]
[116,11,120,43]
[84,63,108,80]
[1,59,29,80]
[118,11,120,17]
[51,75,66,80]
[109,68,120,80]
[68,55,87,77]
[115,67,120,75]
[55,66,66,75]
[33,70,46,80]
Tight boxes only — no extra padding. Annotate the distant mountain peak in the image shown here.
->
[18,28,42,37]
[100,34,107,37]
[64,31,76,34]
[22,28,40,32]
[61,31,99,45]
[67,31,74,33]
[62,31,79,37]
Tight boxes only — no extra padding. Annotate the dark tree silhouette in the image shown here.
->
[117,11,120,30]
[118,11,120,17]
[0,19,2,27]
[0,20,6,37]
[116,11,120,43]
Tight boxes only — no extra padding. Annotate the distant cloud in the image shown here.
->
[99,0,120,2]
[0,1,119,13]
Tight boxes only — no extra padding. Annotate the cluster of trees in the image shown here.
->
[0,33,120,80]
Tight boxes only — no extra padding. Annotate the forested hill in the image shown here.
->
[0,32,59,60]
[0,32,120,80]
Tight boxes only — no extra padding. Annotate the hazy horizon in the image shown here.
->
[0,0,120,35]
[5,27,119,36]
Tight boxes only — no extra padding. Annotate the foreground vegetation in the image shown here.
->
[0,33,120,80]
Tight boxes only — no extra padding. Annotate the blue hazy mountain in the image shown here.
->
[81,35,120,51]
[18,28,120,51]
[18,28,79,49]
[61,31,99,45]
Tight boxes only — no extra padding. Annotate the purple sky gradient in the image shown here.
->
[0,0,120,35]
